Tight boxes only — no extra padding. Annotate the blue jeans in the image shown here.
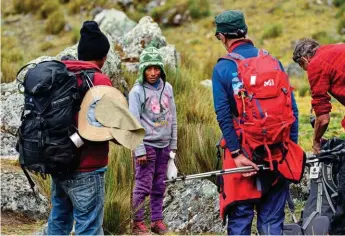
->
[227,180,288,235]
[47,170,105,235]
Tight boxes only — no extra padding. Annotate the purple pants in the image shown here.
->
[133,145,170,222]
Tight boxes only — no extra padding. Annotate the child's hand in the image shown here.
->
[137,156,147,165]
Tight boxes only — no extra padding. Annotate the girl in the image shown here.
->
[129,43,177,235]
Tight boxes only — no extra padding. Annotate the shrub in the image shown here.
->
[261,24,283,40]
[40,41,54,51]
[189,0,210,19]
[334,0,345,7]
[12,0,44,14]
[68,0,107,14]
[39,0,60,19]
[312,31,337,44]
[45,10,66,34]
[338,17,345,34]
[298,84,310,97]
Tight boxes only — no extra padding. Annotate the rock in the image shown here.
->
[120,16,167,60]
[163,179,226,234]
[146,0,166,12]
[1,170,49,220]
[286,62,305,78]
[0,92,24,135]
[94,9,136,40]
[0,133,18,156]
[56,43,127,90]
[200,80,212,88]
[159,45,179,70]
[118,16,178,71]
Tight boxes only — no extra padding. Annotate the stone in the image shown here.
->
[0,133,18,156]
[118,16,178,71]
[163,179,226,234]
[0,92,24,135]
[56,43,127,90]
[286,62,305,78]
[1,170,49,220]
[146,0,166,13]
[200,80,212,88]
[94,9,136,40]
[120,16,167,60]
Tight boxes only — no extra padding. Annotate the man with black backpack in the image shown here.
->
[212,10,302,235]
[46,21,112,235]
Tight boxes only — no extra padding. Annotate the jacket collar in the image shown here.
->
[227,39,254,53]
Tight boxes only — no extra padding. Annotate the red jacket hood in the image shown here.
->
[63,60,102,73]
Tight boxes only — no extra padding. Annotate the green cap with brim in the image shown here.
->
[215,10,248,35]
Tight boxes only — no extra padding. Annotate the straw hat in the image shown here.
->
[78,86,145,150]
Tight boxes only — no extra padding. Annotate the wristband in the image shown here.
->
[231,150,242,158]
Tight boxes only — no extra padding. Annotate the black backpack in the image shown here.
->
[16,60,95,192]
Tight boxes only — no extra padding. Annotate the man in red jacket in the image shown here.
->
[47,21,112,235]
[293,39,345,153]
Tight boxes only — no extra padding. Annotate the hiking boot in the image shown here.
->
[151,220,168,235]
[133,221,151,235]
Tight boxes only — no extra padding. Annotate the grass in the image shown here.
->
[2,0,345,234]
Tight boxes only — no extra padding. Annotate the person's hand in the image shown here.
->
[233,154,259,177]
[136,155,147,165]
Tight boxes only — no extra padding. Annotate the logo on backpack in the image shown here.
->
[264,79,275,87]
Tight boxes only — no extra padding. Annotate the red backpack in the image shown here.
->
[217,50,305,220]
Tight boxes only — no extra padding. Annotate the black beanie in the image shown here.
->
[77,21,110,61]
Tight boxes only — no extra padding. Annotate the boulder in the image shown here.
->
[286,62,305,78]
[56,43,126,90]
[1,170,49,220]
[120,16,167,60]
[94,9,136,40]
[163,179,226,234]
[118,16,179,72]
[0,133,18,156]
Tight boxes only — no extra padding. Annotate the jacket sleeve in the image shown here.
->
[290,92,299,144]
[308,61,332,116]
[212,63,240,152]
[128,89,146,157]
[169,87,178,150]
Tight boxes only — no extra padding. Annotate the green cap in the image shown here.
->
[215,10,248,35]
[137,40,166,84]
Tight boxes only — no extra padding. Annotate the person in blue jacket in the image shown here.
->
[212,10,299,235]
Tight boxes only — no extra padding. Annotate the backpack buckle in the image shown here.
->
[282,87,288,94]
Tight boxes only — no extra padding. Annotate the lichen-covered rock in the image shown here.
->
[56,42,127,90]
[0,93,24,135]
[94,9,136,40]
[120,16,167,60]
[0,133,18,156]
[286,62,305,78]
[1,170,48,220]
[163,179,226,234]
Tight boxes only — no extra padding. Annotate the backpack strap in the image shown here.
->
[218,52,245,63]
[257,49,269,57]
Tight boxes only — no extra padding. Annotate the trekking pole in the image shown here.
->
[164,165,269,183]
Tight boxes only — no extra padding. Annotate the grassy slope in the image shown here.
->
[1,0,345,234]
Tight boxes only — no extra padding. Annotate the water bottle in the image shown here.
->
[232,72,243,95]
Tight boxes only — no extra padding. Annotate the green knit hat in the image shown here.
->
[137,41,166,84]
[215,10,248,36]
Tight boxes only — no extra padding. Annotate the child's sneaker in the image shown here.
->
[151,220,168,235]
[133,221,151,235]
